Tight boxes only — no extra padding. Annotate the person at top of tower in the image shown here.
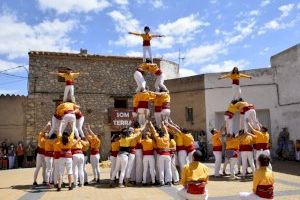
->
[129,26,165,62]
[218,67,252,100]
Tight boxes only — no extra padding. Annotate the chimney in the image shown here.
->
[80,48,88,55]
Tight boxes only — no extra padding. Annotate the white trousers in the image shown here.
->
[73,153,84,185]
[161,109,171,122]
[126,153,136,179]
[135,149,143,183]
[60,113,76,137]
[154,112,162,127]
[76,116,85,138]
[143,46,152,62]
[137,108,149,126]
[63,85,75,102]
[296,151,300,161]
[90,154,100,180]
[232,84,241,100]
[241,151,256,176]
[110,156,117,179]
[155,73,167,92]
[84,156,88,183]
[134,71,146,93]
[224,115,233,135]
[45,156,53,183]
[213,151,222,176]
[177,187,208,200]
[158,155,172,184]
[240,192,273,200]
[53,158,60,184]
[244,109,260,132]
[143,155,155,184]
[59,157,73,175]
[255,150,272,170]
[49,116,61,137]
[187,150,195,164]
[33,153,46,182]
[171,154,179,182]
[111,154,129,184]
[230,157,238,178]
[178,150,187,172]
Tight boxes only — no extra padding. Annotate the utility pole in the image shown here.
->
[178,48,185,74]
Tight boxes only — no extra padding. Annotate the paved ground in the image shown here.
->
[0,160,299,200]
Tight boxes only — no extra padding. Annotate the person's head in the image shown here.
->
[145,58,152,63]
[133,121,140,128]
[49,133,57,140]
[231,99,238,104]
[142,133,148,140]
[62,132,69,145]
[192,150,202,162]
[181,128,189,134]
[169,134,174,140]
[210,129,217,135]
[139,87,145,92]
[261,126,268,132]
[120,128,130,138]
[159,88,168,92]
[66,68,72,74]
[238,98,244,102]
[239,129,245,135]
[258,154,271,167]
[283,127,288,131]
[232,67,239,74]
[157,128,165,137]
[111,134,119,143]
[144,26,150,33]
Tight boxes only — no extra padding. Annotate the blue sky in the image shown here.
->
[0,0,299,95]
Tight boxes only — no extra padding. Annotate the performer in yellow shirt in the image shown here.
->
[218,67,252,100]
[240,154,274,199]
[235,99,260,132]
[238,130,256,178]
[138,59,168,92]
[110,134,120,180]
[44,133,57,187]
[210,128,224,177]
[33,122,50,186]
[169,134,179,184]
[225,134,240,179]
[141,132,156,185]
[134,89,156,125]
[128,26,165,62]
[224,100,239,135]
[133,122,144,184]
[177,150,209,200]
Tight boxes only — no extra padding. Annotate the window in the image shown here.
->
[114,98,128,108]
[185,107,194,122]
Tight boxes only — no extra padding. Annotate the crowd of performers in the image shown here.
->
[31,26,275,199]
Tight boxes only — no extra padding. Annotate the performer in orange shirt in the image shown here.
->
[210,127,225,177]
[218,67,252,100]
[129,26,165,62]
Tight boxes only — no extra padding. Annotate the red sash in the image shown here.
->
[143,40,151,46]
[176,146,185,151]
[66,80,74,85]
[54,113,62,120]
[213,146,222,152]
[255,143,269,150]
[187,182,206,195]
[61,149,72,158]
[75,112,83,119]
[232,79,239,85]
[90,148,100,155]
[155,70,162,76]
[162,102,170,109]
[64,110,74,115]
[143,150,154,155]
[44,151,54,157]
[240,145,253,151]
[242,105,255,114]
[111,151,118,157]
[133,107,138,112]
[185,144,195,153]
[138,101,149,108]
[136,143,142,149]
[54,151,61,159]
[155,106,162,112]
[224,111,234,119]
[72,149,83,155]
[37,147,45,155]
[158,149,170,156]
[256,185,274,199]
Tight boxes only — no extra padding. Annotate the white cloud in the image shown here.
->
[126,51,142,57]
[259,47,270,55]
[151,0,164,8]
[278,3,295,18]
[0,13,77,59]
[249,10,260,16]
[179,68,197,77]
[0,89,19,95]
[0,59,23,72]
[297,3,300,9]
[209,0,218,4]
[226,18,256,45]
[113,0,128,5]
[199,59,249,74]
[260,0,270,7]
[37,0,110,14]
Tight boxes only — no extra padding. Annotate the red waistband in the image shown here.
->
[91,148,99,155]
[158,149,170,156]
[44,151,54,157]
[213,146,222,151]
[54,151,61,159]
[176,146,185,151]
[72,149,83,155]
[162,102,170,109]
[138,101,149,108]
[61,149,72,158]
[242,105,254,113]
[111,151,118,157]
[224,111,234,118]
[255,143,269,150]
[54,114,62,120]
[256,185,274,199]
[75,112,83,119]
[187,182,206,195]
[38,148,45,155]
[155,106,162,112]
[143,150,154,155]
[143,40,151,46]
[133,107,138,112]
[232,79,239,85]
[136,143,142,149]
[185,144,195,153]
[64,110,74,115]
[66,80,74,85]
[240,145,253,151]
[155,70,162,76]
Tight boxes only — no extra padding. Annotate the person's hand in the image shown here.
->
[249,76,252,79]
[128,32,132,34]
[160,35,165,37]
[218,77,222,80]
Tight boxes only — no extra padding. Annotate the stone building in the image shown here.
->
[25,50,179,159]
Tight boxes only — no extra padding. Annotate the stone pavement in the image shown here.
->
[0,160,299,200]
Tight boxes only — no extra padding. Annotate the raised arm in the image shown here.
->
[218,73,231,80]
[166,122,181,134]
[128,32,142,36]
[151,34,165,38]
[240,73,252,79]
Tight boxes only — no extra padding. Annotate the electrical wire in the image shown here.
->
[0,71,27,78]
